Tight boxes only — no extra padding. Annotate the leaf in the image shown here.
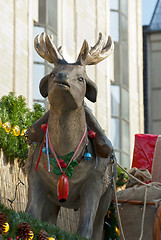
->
[0,92,45,166]
[58,151,75,163]
[70,159,79,168]
[65,165,74,177]
[53,165,63,175]
[49,151,79,177]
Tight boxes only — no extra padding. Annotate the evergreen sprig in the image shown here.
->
[0,202,89,240]
[0,92,45,165]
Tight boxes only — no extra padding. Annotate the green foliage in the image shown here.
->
[104,166,129,239]
[116,166,129,187]
[50,151,79,177]
[0,92,45,165]
[104,202,119,240]
[0,202,89,240]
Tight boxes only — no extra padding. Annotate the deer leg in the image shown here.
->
[84,103,113,158]
[26,167,60,225]
[92,184,113,240]
[77,176,103,239]
[40,198,60,224]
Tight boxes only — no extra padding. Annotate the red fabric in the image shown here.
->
[132,134,158,173]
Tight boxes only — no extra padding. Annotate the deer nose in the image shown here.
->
[58,72,68,79]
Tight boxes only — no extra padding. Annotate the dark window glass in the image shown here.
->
[111,85,120,117]
[121,88,129,121]
[121,120,130,153]
[48,0,57,31]
[120,15,128,42]
[120,0,128,16]
[114,43,121,83]
[39,0,46,24]
[111,118,120,150]
[121,44,128,86]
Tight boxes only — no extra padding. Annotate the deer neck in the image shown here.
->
[48,106,87,156]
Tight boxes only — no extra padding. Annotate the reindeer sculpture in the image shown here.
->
[26,32,116,240]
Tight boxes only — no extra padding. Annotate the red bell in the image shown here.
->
[88,130,96,139]
[57,174,69,202]
[41,124,47,132]
[57,159,67,168]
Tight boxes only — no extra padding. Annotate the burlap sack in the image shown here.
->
[117,183,161,240]
[126,167,152,188]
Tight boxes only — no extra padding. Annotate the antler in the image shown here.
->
[76,33,114,65]
[34,32,66,65]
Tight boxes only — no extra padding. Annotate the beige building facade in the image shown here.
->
[0,0,38,108]
[110,0,144,167]
[143,0,161,135]
[0,0,144,170]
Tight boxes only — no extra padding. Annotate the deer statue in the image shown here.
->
[26,32,116,240]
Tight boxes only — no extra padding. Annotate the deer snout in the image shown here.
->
[58,72,68,79]
[54,72,70,88]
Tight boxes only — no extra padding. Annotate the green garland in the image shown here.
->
[0,202,89,240]
[104,166,129,240]
[104,202,120,240]
[0,92,45,165]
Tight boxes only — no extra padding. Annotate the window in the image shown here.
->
[111,118,120,150]
[110,1,129,168]
[120,0,128,16]
[111,85,121,163]
[110,0,128,43]
[121,88,129,120]
[111,85,130,168]
[110,0,119,10]
[110,11,119,42]
[33,0,57,109]
[111,85,120,116]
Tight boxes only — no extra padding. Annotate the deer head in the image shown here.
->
[34,32,114,109]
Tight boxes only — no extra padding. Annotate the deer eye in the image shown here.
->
[77,77,84,82]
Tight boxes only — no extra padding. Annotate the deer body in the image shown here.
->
[26,33,116,239]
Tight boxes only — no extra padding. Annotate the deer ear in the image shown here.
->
[39,74,49,98]
[85,78,97,102]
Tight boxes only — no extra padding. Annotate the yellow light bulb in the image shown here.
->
[115,226,120,236]
[48,238,56,240]
[12,125,20,136]
[2,122,11,133]
[21,129,27,136]
[2,222,9,234]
